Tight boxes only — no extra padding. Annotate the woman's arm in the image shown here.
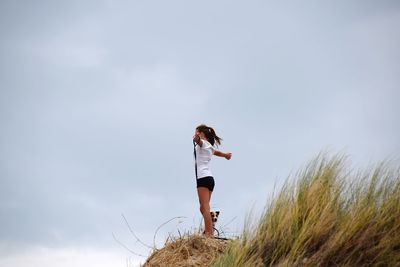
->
[214,150,232,160]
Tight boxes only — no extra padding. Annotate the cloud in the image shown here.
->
[29,34,107,69]
[0,245,143,267]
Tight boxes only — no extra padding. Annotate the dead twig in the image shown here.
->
[112,232,147,258]
[121,213,152,249]
[153,216,186,248]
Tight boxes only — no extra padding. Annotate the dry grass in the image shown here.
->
[141,154,399,266]
[212,154,400,267]
[143,234,230,267]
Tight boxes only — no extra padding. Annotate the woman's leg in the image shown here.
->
[197,187,213,236]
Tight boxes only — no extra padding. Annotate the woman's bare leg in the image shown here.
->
[197,187,213,236]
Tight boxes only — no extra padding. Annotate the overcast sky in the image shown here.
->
[1,1,399,266]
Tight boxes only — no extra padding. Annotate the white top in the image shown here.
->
[194,139,216,179]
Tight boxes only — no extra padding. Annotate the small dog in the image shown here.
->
[210,211,220,236]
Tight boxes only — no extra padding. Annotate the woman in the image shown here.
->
[193,124,232,236]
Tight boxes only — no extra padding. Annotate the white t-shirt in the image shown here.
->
[194,139,216,179]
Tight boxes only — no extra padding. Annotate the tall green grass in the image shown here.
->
[212,155,400,266]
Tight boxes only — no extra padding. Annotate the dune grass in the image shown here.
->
[143,233,229,266]
[212,155,400,266]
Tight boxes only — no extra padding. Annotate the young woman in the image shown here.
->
[193,124,232,236]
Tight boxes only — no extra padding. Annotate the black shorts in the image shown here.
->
[196,176,215,192]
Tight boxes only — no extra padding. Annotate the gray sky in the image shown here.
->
[1,1,399,266]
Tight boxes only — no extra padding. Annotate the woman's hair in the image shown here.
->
[196,124,222,146]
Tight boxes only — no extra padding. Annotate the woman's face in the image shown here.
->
[195,130,206,139]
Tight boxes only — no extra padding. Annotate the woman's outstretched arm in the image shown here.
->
[214,150,232,160]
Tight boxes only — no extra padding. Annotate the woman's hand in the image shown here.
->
[225,153,232,160]
[193,131,202,146]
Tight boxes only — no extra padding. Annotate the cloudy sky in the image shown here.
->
[1,0,399,266]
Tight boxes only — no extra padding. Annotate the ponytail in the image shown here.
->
[196,124,222,146]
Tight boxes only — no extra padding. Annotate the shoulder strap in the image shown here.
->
[193,140,198,179]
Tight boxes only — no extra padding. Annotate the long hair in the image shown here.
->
[196,124,222,146]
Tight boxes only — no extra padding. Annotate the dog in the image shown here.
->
[210,211,220,236]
